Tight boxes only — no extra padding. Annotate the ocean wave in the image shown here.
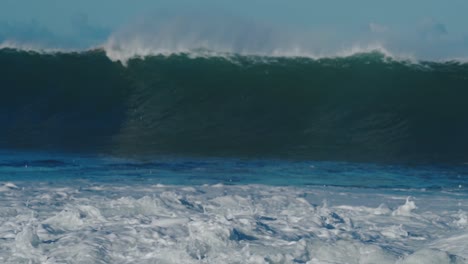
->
[1,48,468,163]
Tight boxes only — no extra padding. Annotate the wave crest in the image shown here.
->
[102,35,407,64]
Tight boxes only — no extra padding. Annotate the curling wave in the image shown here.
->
[1,48,468,163]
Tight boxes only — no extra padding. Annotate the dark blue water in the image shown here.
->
[3,49,468,164]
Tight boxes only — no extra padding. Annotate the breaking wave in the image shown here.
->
[1,47,468,163]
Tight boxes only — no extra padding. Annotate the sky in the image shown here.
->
[1,0,468,59]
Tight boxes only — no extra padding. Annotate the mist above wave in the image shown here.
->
[2,7,468,65]
[1,12,414,64]
[101,14,408,64]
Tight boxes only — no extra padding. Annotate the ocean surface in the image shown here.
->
[1,48,468,263]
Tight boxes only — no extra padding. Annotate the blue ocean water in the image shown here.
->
[1,49,468,263]
[1,151,467,190]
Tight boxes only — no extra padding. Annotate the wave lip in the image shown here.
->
[2,38,414,64]
[102,36,412,64]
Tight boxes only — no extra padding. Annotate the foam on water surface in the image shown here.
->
[0,152,467,263]
[1,182,467,264]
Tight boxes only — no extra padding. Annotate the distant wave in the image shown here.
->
[1,48,468,163]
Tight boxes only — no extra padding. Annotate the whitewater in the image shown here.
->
[0,152,467,263]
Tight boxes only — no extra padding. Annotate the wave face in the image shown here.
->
[1,48,468,163]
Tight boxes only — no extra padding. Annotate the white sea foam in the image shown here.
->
[99,14,417,65]
[392,197,417,216]
[0,182,18,192]
[0,181,466,263]
[102,35,410,65]
[1,38,417,66]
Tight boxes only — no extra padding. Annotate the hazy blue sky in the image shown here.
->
[1,0,467,59]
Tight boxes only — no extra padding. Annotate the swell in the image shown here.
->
[1,48,468,164]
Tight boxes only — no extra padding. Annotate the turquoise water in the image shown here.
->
[1,151,467,190]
